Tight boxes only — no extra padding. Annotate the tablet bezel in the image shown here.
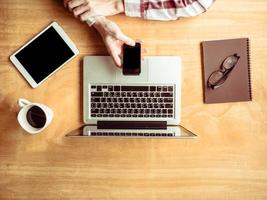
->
[10,21,79,88]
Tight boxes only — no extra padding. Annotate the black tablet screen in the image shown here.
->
[15,26,75,83]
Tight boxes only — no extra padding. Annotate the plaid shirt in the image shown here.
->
[124,0,215,20]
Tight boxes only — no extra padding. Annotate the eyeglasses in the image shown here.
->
[208,54,240,89]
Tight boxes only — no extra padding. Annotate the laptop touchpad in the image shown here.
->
[115,60,148,83]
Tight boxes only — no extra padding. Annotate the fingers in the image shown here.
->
[64,0,88,11]
[110,50,122,67]
[73,3,90,18]
[115,31,135,46]
[78,10,92,21]
[104,38,122,68]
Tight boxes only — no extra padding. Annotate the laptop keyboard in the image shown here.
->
[90,85,174,118]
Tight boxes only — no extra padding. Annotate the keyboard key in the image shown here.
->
[161,92,173,97]
[135,98,141,103]
[131,103,136,108]
[157,86,162,91]
[124,98,129,103]
[91,92,103,97]
[104,92,109,97]
[164,98,173,103]
[163,86,168,91]
[165,104,173,108]
[91,103,96,108]
[92,98,100,102]
[142,104,147,108]
[150,86,156,91]
[115,92,120,97]
[121,86,149,91]
[159,98,164,103]
[101,98,106,102]
[168,109,173,114]
[114,86,120,91]
[97,86,102,91]
[168,86,173,91]
[108,86,113,91]
[105,109,110,113]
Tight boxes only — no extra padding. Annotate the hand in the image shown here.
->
[63,0,124,21]
[93,17,136,67]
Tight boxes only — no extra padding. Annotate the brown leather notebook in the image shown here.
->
[201,38,252,103]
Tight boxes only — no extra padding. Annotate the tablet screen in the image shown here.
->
[14,26,75,83]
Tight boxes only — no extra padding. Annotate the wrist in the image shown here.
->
[93,17,108,37]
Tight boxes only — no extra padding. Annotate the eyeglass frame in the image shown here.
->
[207,54,240,89]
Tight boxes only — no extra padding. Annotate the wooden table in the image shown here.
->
[1,0,267,199]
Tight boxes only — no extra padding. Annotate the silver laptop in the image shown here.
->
[66,56,197,138]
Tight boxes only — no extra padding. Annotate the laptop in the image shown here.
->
[66,56,197,138]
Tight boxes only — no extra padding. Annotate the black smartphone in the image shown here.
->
[123,42,141,75]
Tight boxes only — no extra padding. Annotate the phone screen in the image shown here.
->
[123,43,141,75]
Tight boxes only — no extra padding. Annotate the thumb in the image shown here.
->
[115,31,135,46]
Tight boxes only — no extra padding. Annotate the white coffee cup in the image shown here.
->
[17,98,53,134]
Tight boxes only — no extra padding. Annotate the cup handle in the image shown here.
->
[18,98,31,108]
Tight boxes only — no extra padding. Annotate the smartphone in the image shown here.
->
[123,42,141,75]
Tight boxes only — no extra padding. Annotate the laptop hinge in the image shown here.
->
[97,121,167,130]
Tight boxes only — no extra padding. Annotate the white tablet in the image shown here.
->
[10,22,79,88]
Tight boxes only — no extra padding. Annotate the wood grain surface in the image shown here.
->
[0,0,267,199]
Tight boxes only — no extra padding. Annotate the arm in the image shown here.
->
[124,0,215,21]
[64,0,135,67]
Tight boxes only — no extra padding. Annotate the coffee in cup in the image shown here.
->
[17,98,53,134]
